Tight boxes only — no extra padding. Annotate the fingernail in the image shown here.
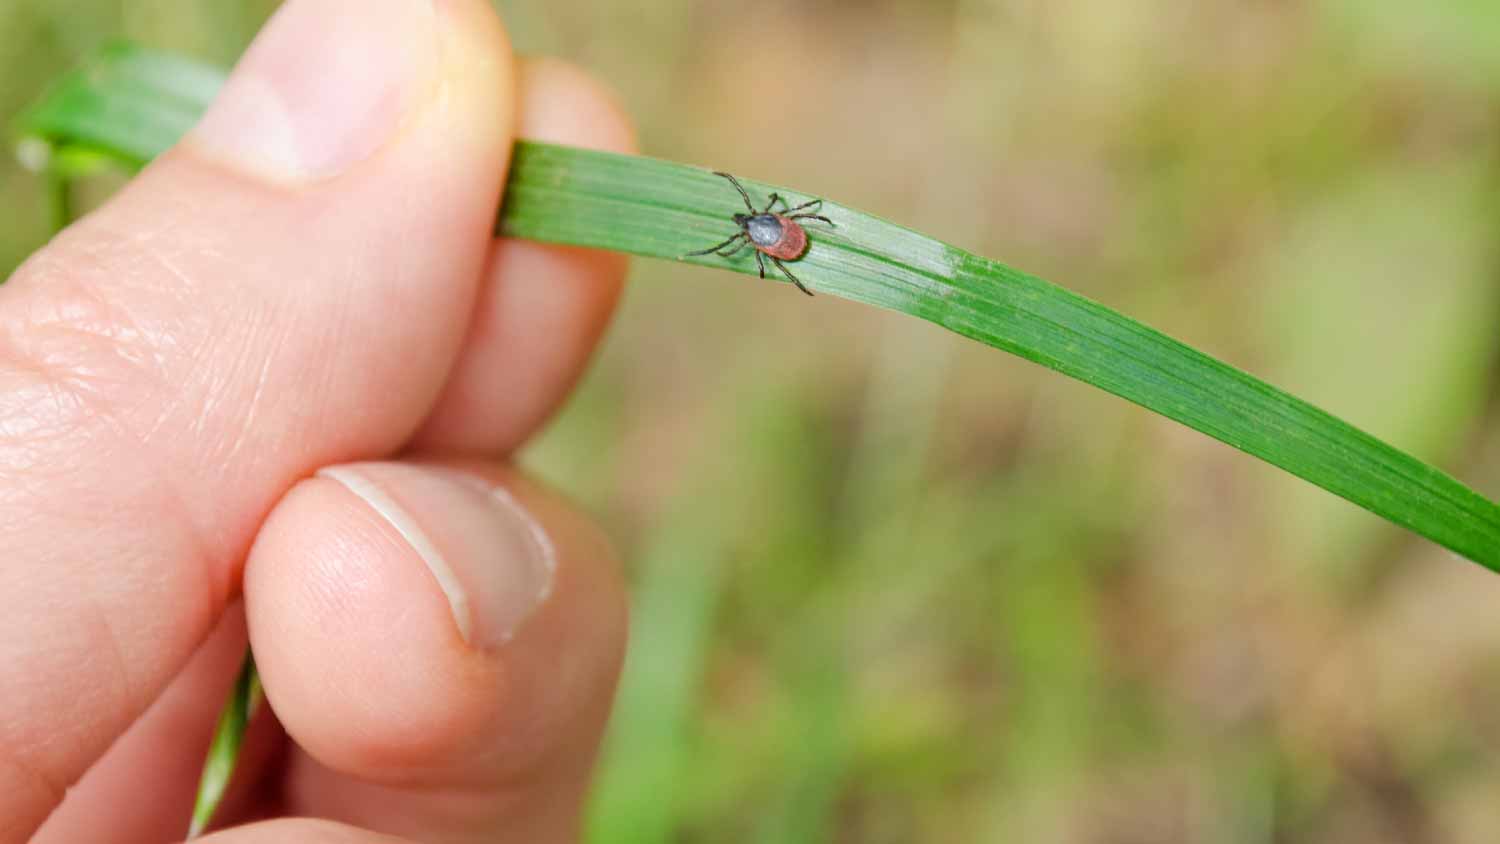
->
[189,0,439,182]
[320,463,556,649]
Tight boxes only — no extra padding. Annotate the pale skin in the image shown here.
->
[1,1,634,842]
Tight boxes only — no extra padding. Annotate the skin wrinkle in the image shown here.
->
[78,596,140,744]
[38,225,201,373]
[0,320,145,434]
[8,227,280,604]
[0,262,246,799]
[274,254,371,460]
[116,246,196,366]
[0,371,93,457]
[0,245,146,458]
[208,346,311,482]
[4,252,189,447]
[0,655,80,817]
[299,340,351,466]
[7,598,146,817]
[216,335,282,469]
[0,475,230,785]
[201,317,270,449]
[104,238,241,449]
[0,742,66,839]
[0,353,146,528]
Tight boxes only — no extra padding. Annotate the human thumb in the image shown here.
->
[0,0,515,836]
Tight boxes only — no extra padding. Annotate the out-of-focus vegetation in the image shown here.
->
[7,1,1500,841]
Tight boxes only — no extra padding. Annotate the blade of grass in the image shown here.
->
[501,144,1500,568]
[15,40,224,167]
[586,370,817,843]
[15,43,1498,567]
[751,659,852,844]
[584,456,735,844]
[188,652,261,838]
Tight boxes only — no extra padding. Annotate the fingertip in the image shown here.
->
[244,471,492,780]
[197,818,407,843]
[243,459,625,814]
[435,0,519,156]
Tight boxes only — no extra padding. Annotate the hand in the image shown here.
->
[2,1,633,841]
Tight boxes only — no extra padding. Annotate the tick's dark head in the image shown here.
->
[732,213,750,228]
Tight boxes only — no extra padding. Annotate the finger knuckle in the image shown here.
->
[0,225,216,461]
[0,230,236,601]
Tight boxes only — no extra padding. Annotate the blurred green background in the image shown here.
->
[7,1,1500,841]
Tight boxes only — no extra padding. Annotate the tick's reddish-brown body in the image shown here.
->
[757,215,808,261]
[683,171,835,296]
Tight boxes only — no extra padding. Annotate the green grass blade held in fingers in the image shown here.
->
[15,42,1500,567]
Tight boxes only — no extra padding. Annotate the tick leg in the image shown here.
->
[786,198,823,214]
[714,171,758,213]
[717,238,751,258]
[683,232,746,257]
[761,192,783,214]
[790,213,835,227]
[755,250,767,278]
[772,258,815,296]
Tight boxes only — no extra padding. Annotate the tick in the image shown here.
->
[684,171,834,296]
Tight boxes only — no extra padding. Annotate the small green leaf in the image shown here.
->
[14,40,223,168]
